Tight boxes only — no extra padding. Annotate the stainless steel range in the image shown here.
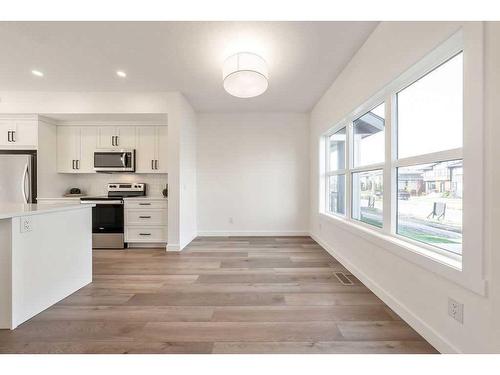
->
[81,183,146,249]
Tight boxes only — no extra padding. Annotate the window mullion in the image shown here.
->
[346,122,352,220]
[381,96,392,234]
[394,148,463,168]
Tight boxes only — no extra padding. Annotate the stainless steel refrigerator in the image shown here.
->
[0,150,37,204]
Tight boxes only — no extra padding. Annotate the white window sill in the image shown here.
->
[318,212,486,296]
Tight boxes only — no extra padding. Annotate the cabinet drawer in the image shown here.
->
[126,227,167,242]
[126,209,167,226]
[124,200,167,209]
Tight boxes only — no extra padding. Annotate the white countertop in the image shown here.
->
[0,203,94,219]
[37,196,167,201]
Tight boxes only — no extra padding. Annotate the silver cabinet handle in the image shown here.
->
[76,160,80,170]
[72,160,75,169]
[11,130,16,142]
[139,233,151,236]
[151,160,154,170]
[155,160,158,170]
[7,131,11,142]
[139,216,151,219]
[112,136,116,146]
[116,135,119,146]
[139,203,151,206]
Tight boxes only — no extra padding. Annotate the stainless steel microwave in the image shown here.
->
[94,150,135,172]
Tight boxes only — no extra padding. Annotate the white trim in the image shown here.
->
[350,162,385,174]
[197,231,310,237]
[394,148,463,167]
[310,233,460,354]
[166,243,181,251]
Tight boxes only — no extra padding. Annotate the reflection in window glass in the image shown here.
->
[352,170,383,228]
[397,160,463,255]
[397,53,463,159]
[353,103,385,167]
[328,175,345,215]
[328,128,346,171]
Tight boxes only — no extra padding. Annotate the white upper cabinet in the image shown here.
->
[79,127,98,173]
[57,123,167,174]
[156,126,168,173]
[136,126,168,173]
[97,126,136,149]
[57,127,80,173]
[57,126,97,173]
[136,126,157,173]
[0,120,38,149]
[96,126,115,149]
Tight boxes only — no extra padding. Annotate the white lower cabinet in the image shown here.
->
[125,227,168,243]
[124,198,168,244]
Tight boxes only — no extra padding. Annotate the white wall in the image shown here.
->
[197,113,309,236]
[178,97,198,249]
[309,21,500,353]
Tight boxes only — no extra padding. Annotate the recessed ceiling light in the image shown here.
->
[31,70,44,77]
[116,70,127,78]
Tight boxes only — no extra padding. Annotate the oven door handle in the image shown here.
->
[81,200,123,205]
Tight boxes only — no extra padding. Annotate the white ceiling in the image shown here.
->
[0,22,378,112]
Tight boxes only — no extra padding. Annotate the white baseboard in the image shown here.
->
[197,230,309,237]
[310,232,459,354]
[127,243,166,248]
[166,243,180,251]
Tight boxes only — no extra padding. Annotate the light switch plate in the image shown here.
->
[20,216,33,233]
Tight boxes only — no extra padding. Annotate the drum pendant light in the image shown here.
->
[222,52,268,98]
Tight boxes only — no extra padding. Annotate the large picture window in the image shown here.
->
[322,47,464,260]
[395,53,463,254]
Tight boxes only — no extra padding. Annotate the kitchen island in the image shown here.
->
[0,203,93,329]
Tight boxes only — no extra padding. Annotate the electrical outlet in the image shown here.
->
[448,298,464,324]
[20,216,33,233]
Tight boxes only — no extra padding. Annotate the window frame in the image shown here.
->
[318,27,486,295]
[324,125,347,218]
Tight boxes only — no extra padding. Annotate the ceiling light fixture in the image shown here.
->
[222,52,268,98]
[116,70,127,78]
[31,70,44,77]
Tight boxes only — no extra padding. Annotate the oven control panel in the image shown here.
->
[107,183,145,192]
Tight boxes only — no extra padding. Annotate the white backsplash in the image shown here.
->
[67,173,167,197]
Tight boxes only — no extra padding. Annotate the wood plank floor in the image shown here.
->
[0,236,438,354]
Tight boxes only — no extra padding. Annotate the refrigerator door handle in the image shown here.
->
[22,163,29,204]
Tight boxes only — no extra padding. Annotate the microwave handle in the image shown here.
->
[121,152,128,167]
